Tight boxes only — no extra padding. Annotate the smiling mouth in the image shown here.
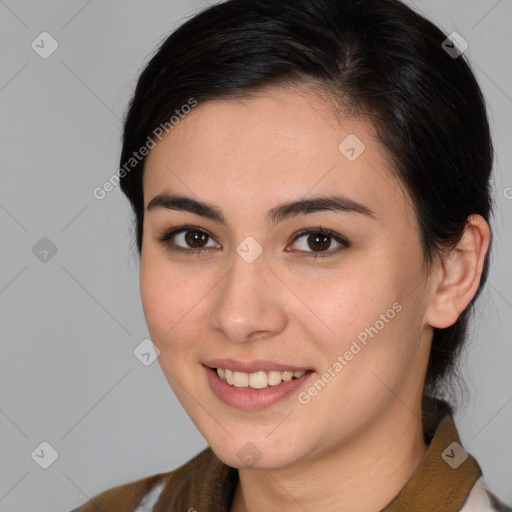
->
[214,368,311,389]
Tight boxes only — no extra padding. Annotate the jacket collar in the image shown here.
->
[380,397,482,511]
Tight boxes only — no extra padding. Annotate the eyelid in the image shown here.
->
[156,225,350,257]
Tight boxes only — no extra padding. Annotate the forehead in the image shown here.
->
[142,87,412,225]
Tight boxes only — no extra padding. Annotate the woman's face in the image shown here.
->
[140,87,436,470]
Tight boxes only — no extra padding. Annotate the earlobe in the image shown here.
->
[425,214,491,329]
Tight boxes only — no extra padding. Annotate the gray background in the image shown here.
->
[0,1,511,510]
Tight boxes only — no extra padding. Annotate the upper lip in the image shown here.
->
[203,358,312,373]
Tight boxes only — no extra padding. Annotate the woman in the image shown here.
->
[72,0,511,510]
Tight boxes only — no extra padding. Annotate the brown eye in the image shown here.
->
[156,226,221,255]
[184,230,208,248]
[306,233,331,252]
[289,228,350,257]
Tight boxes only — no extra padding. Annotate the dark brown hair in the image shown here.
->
[119,0,494,399]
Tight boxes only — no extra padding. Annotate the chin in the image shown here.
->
[214,446,298,471]
[206,431,306,471]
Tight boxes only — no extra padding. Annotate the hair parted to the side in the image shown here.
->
[119,0,494,400]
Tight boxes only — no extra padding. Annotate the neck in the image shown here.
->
[230,403,428,512]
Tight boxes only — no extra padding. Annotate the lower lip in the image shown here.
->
[204,366,314,410]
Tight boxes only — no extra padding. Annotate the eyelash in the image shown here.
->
[155,225,350,259]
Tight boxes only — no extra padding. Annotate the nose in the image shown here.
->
[208,249,288,343]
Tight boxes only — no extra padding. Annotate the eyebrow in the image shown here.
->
[146,193,378,226]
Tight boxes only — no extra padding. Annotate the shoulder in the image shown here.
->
[69,447,214,512]
[68,471,169,512]
[461,477,512,512]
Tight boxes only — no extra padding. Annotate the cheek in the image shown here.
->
[306,252,426,370]
[140,253,196,345]
[316,284,372,340]
[304,264,398,342]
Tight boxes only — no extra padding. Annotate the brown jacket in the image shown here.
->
[71,398,511,512]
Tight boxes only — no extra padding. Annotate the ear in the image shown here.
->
[425,214,491,329]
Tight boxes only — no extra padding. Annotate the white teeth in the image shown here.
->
[281,370,293,381]
[233,371,249,387]
[215,368,308,389]
[268,370,282,386]
[249,371,268,389]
